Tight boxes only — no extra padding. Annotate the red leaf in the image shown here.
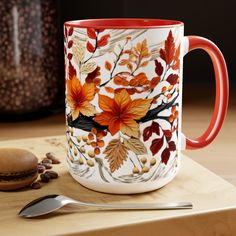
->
[150,77,160,89]
[86,41,94,53]
[150,137,164,156]
[68,40,73,48]
[85,66,101,83]
[68,61,76,80]
[173,45,180,61]
[143,121,160,142]
[161,148,170,164]
[168,141,176,151]
[68,27,74,36]
[105,61,112,71]
[160,30,175,65]
[163,130,172,141]
[97,34,110,47]
[67,53,73,60]
[155,60,163,76]
[166,74,179,85]
[87,28,97,39]
[97,29,104,33]
[172,60,180,70]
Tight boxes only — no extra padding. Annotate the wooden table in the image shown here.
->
[1,135,236,235]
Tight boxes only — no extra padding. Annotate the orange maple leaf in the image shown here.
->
[66,75,96,120]
[94,89,152,137]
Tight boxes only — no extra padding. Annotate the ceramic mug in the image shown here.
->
[64,19,228,194]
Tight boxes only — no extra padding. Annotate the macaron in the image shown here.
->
[0,148,38,191]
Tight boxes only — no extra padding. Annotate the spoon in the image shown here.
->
[19,194,193,218]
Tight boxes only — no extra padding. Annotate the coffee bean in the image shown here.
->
[45,152,61,164]
[42,163,52,169]
[40,173,50,183]
[45,170,58,179]
[42,158,52,164]
[37,164,46,173]
[31,181,41,189]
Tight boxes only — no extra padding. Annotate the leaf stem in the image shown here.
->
[99,44,125,87]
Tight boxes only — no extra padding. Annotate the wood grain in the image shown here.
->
[0,136,236,235]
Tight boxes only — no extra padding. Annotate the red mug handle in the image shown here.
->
[182,36,229,150]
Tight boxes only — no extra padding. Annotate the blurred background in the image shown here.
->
[0,0,234,122]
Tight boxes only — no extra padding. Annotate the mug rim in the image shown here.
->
[64,18,184,29]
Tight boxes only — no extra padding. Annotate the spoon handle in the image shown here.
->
[75,201,193,210]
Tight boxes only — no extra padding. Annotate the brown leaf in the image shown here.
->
[123,138,147,155]
[105,61,112,71]
[160,30,175,65]
[104,139,128,173]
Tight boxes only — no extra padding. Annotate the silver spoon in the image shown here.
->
[19,194,193,218]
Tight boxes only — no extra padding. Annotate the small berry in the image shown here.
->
[87,159,94,167]
[94,147,100,155]
[79,157,84,164]
[86,140,91,145]
[132,166,140,174]
[80,147,85,153]
[150,158,156,166]
[141,157,147,164]
[91,141,97,148]
[88,150,95,158]
[82,135,88,142]
[91,127,97,135]
[88,133,94,140]
[142,166,149,173]
[74,149,78,156]
[97,140,105,147]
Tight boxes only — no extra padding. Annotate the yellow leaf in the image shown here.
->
[123,138,147,155]
[80,62,97,74]
[72,37,85,64]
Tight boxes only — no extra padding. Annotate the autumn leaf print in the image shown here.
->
[160,30,175,65]
[66,75,96,120]
[104,139,128,173]
[94,89,152,138]
[123,138,147,155]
